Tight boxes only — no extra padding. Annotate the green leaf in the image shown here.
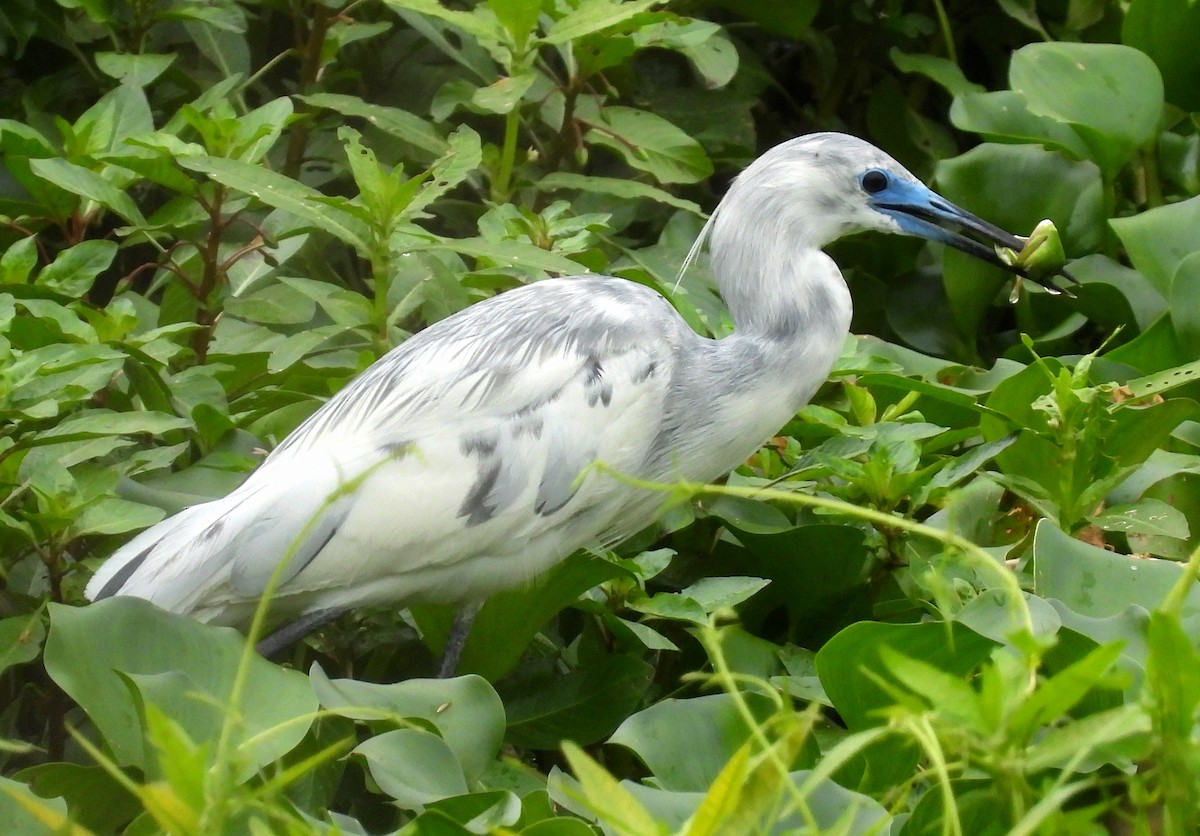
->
[559,742,663,836]
[94,52,175,86]
[816,621,997,730]
[0,236,39,284]
[503,654,653,749]
[40,409,190,440]
[487,0,541,52]
[0,775,73,836]
[310,666,504,783]
[1032,520,1200,636]
[542,0,661,45]
[179,155,369,252]
[298,93,449,160]
[43,598,316,775]
[28,158,147,226]
[353,729,469,807]
[1090,498,1190,539]
[892,49,984,97]
[607,693,778,792]
[584,106,712,184]
[1008,42,1163,175]
[537,171,702,214]
[1111,195,1200,296]
[1168,253,1200,356]
[1123,0,1200,111]
[0,614,44,677]
[36,240,117,296]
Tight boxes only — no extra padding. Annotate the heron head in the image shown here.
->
[716,133,1069,292]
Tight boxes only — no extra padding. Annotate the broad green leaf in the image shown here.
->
[584,106,712,184]
[353,729,469,807]
[1090,499,1190,539]
[471,71,536,114]
[1123,0,1200,111]
[1168,252,1200,355]
[892,49,984,97]
[1032,520,1200,636]
[607,693,778,792]
[936,143,1103,341]
[43,598,316,775]
[816,621,997,730]
[949,91,1090,159]
[488,0,541,52]
[1009,42,1162,174]
[17,763,141,834]
[1111,196,1200,297]
[503,654,653,749]
[310,666,504,783]
[28,158,147,225]
[0,776,74,836]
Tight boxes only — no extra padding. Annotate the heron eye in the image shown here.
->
[861,169,889,194]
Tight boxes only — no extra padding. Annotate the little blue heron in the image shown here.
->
[87,133,1059,666]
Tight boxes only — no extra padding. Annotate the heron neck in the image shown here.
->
[714,244,852,348]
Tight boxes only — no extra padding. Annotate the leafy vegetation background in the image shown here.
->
[3,0,1200,833]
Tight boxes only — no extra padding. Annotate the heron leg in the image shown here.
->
[255,607,348,659]
[437,602,481,678]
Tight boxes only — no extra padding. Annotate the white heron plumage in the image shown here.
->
[87,133,1049,648]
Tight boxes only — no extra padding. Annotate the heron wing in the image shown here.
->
[89,277,688,620]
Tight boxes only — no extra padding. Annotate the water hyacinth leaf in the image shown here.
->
[416,551,628,680]
[310,665,504,783]
[43,598,316,774]
[0,775,72,836]
[353,729,469,807]
[1110,196,1200,298]
[1089,499,1190,539]
[815,621,997,731]
[608,693,779,792]
[1008,42,1163,175]
[936,142,1103,341]
[950,90,1090,159]
[503,654,653,749]
[1167,252,1200,356]
[1032,521,1200,636]
[1122,0,1200,111]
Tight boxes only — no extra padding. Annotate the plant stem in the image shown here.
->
[492,108,521,202]
[282,2,336,179]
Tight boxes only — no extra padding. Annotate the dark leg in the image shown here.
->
[255,607,349,660]
[437,603,481,678]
